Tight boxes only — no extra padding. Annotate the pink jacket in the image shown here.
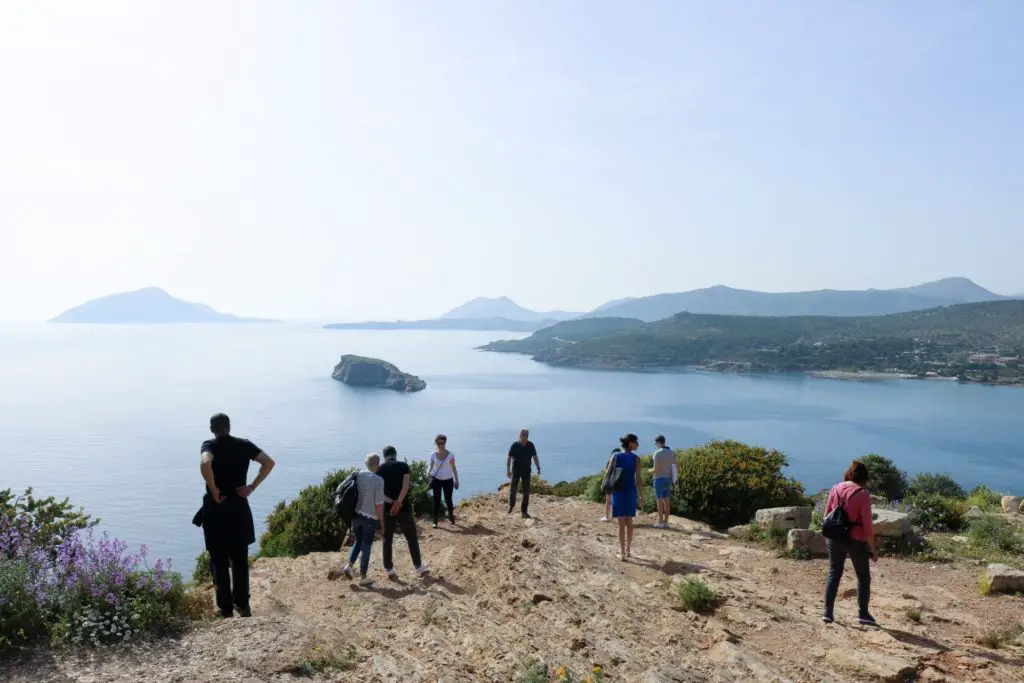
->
[825,481,874,543]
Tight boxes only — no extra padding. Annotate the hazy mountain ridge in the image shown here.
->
[324,317,553,332]
[49,288,274,324]
[441,296,580,322]
[583,277,1008,321]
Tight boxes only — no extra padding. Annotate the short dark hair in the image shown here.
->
[209,413,230,434]
[382,445,397,459]
[844,460,869,486]
[654,434,666,445]
[619,433,638,450]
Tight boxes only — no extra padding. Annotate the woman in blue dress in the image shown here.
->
[606,433,645,560]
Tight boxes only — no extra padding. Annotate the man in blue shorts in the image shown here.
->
[651,435,675,529]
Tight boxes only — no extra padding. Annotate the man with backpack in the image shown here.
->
[821,460,878,626]
[334,453,385,587]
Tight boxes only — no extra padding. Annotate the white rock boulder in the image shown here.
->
[986,564,1024,594]
[871,509,912,538]
[787,529,828,557]
[754,506,812,531]
[1001,496,1022,514]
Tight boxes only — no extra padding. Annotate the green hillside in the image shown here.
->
[480,301,1024,384]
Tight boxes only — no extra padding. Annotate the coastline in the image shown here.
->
[482,349,1024,387]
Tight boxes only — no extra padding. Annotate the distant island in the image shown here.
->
[331,355,426,392]
[49,288,276,324]
[323,296,577,332]
[324,317,552,333]
[481,300,1024,385]
[583,277,1014,322]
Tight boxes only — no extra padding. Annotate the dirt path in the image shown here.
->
[8,494,1024,682]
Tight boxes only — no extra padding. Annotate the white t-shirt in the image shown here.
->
[430,450,455,480]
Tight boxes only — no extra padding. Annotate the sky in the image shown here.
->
[1,1,1022,323]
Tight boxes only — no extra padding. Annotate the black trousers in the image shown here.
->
[432,478,454,523]
[209,545,250,615]
[509,471,531,514]
[824,538,871,619]
[383,506,422,570]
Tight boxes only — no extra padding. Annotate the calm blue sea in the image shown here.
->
[1,323,1022,573]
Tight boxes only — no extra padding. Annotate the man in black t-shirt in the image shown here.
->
[199,413,275,618]
[506,428,541,518]
[377,446,428,579]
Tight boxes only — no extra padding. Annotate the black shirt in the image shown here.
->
[508,440,537,475]
[377,460,411,511]
[201,435,262,496]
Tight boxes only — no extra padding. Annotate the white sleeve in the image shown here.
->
[671,463,678,483]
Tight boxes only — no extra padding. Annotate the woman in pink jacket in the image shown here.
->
[822,460,878,626]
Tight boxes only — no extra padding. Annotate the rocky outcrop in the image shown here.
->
[753,506,812,531]
[787,529,828,557]
[986,563,1024,593]
[331,354,426,392]
[872,509,912,537]
[1001,495,1022,514]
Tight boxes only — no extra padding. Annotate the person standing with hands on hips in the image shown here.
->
[506,428,541,518]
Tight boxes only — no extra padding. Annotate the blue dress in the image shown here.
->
[610,451,639,518]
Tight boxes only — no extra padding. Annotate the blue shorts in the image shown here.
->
[653,477,672,500]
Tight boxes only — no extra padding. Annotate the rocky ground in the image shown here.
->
[6,494,1024,683]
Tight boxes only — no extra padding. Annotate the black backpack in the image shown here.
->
[820,487,865,541]
[333,472,360,523]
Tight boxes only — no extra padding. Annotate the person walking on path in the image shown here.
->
[605,434,644,560]
[198,413,276,618]
[377,446,429,579]
[506,428,541,518]
[651,435,676,528]
[822,460,878,626]
[599,447,621,522]
[339,453,386,587]
[428,434,459,528]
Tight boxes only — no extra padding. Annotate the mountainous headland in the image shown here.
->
[49,288,275,324]
[331,354,426,392]
[324,317,551,332]
[582,277,1012,322]
[441,296,581,322]
[481,300,1024,386]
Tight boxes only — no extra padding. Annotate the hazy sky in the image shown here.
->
[1,2,1021,322]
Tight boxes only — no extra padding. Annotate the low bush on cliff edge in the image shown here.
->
[260,459,433,559]
[1,489,197,659]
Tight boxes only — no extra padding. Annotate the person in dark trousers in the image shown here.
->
[199,413,275,618]
[428,434,459,528]
[377,446,430,579]
[506,428,541,518]
[822,460,878,626]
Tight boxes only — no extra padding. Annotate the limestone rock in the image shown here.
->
[825,648,917,682]
[787,529,828,557]
[871,509,912,538]
[331,354,426,392]
[986,563,1024,593]
[727,525,753,540]
[754,506,812,531]
[1001,495,1022,514]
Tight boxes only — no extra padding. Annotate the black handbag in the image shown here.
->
[601,454,625,494]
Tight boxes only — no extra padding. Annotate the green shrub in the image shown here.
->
[967,485,1004,512]
[0,559,46,656]
[584,476,606,503]
[859,454,907,502]
[672,440,806,528]
[908,473,965,500]
[908,493,968,532]
[677,579,720,613]
[551,477,597,498]
[0,487,96,549]
[260,460,432,558]
[260,468,356,558]
[967,515,1022,554]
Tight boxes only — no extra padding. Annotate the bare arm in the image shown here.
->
[250,452,275,491]
[200,452,223,502]
[451,460,460,487]
[635,464,644,504]
[391,473,411,515]
[506,454,513,478]
[533,452,541,475]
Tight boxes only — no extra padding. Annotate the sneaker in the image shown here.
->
[599,516,609,522]
[822,615,834,624]
[359,577,374,587]
[415,565,430,577]
[386,569,398,581]
[858,615,878,627]
[342,564,353,580]
[432,522,438,529]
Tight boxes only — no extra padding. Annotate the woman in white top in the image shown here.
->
[428,434,460,528]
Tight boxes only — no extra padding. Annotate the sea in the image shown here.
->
[1,323,1022,574]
